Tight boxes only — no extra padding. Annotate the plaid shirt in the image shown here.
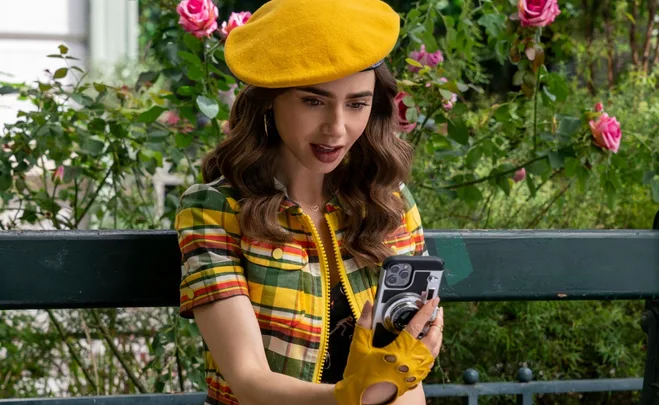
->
[175,177,426,405]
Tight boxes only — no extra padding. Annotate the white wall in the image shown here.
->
[0,0,89,127]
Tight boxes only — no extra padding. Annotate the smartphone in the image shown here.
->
[371,255,445,348]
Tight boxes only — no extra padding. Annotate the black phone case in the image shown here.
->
[371,255,445,348]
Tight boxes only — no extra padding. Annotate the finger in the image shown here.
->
[422,307,444,356]
[356,300,374,329]
[405,297,439,338]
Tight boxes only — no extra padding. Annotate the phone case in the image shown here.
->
[371,255,445,348]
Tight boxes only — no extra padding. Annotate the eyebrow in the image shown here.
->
[297,87,374,99]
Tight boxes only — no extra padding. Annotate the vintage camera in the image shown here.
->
[371,255,444,348]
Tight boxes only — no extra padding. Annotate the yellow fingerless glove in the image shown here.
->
[333,324,434,405]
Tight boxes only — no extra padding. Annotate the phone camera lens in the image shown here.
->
[399,270,410,279]
[386,275,398,285]
[389,264,401,274]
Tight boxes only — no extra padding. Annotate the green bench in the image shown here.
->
[1,210,658,405]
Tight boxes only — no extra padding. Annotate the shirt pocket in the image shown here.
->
[383,225,416,256]
[240,237,309,329]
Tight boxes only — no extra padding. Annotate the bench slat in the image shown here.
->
[1,229,657,310]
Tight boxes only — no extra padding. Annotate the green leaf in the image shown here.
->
[178,51,203,68]
[58,44,69,55]
[439,89,454,101]
[406,58,423,68]
[466,147,482,169]
[79,138,105,156]
[196,96,220,119]
[138,106,166,123]
[447,120,469,145]
[402,95,415,108]
[136,71,160,91]
[0,172,11,192]
[565,157,579,177]
[175,132,193,148]
[405,106,419,123]
[652,179,659,203]
[513,70,524,86]
[186,65,203,81]
[576,165,590,191]
[456,82,469,92]
[557,116,582,136]
[643,170,655,185]
[548,151,565,169]
[53,68,68,79]
[457,185,483,206]
[477,13,505,38]
[526,175,537,198]
[527,157,550,175]
[177,86,197,96]
[0,85,18,95]
[497,176,511,196]
[542,86,556,103]
[183,33,202,53]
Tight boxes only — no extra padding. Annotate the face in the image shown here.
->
[272,71,376,175]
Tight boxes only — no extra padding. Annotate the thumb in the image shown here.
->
[356,300,374,329]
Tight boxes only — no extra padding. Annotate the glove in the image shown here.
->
[333,323,434,405]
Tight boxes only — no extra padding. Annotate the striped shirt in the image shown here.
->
[175,177,426,405]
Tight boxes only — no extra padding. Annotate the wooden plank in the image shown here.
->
[0,229,658,310]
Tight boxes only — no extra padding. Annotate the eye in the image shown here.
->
[302,98,322,107]
[348,102,370,110]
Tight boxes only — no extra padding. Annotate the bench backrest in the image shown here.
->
[2,228,658,310]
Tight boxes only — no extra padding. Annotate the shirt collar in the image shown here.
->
[275,177,343,213]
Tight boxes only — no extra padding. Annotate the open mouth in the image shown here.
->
[310,143,343,164]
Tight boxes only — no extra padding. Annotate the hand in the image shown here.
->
[333,297,444,405]
[360,298,444,404]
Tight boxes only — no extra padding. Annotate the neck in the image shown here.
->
[275,150,327,207]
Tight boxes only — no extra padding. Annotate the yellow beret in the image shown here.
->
[224,0,400,88]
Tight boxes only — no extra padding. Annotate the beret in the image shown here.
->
[224,0,401,88]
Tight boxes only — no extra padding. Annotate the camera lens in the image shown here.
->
[389,264,401,274]
[392,307,417,331]
[399,270,410,279]
[386,275,398,285]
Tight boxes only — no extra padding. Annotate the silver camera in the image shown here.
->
[371,256,444,347]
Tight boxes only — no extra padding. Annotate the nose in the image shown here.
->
[321,106,347,138]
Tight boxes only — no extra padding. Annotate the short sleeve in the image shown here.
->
[399,183,428,256]
[175,183,249,319]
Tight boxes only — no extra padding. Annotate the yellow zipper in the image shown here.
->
[304,214,332,385]
[325,213,359,320]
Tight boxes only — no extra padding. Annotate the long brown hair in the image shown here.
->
[202,64,414,266]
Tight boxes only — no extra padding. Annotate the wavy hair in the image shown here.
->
[202,64,414,266]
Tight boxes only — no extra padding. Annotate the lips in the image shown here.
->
[310,143,343,164]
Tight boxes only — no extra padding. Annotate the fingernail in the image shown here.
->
[433,297,440,306]
[439,307,444,318]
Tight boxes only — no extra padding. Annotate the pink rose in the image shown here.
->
[394,92,417,133]
[162,110,181,126]
[517,0,561,27]
[589,113,621,153]
[52,166,65,183]
[594,102,603,112]
[443,93,458,111]
[220,11,251,38]
[408,45,444,73]
[176,0,219,39]
[513,168,526,183]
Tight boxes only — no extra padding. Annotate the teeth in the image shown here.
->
[316,145,337,151]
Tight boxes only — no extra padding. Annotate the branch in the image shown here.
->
[525,181,572,228]
[444,155,546,190]
[642,0,658,73]
[631,0,640,65]
[583,0,596,95]
[603,0,616,88]
[74,166,113,228]
[90,309,147,393]
[47,310,98,393]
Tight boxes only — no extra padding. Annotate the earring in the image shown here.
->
[263,112,269,138]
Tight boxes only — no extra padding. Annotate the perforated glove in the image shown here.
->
[333,323,434,405]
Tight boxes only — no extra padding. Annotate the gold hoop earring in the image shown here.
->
[263,113,269,137]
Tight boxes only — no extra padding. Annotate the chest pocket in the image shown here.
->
[383,225,416,256]
[240,237,309,323]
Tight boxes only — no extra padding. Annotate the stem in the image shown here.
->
[47,310,98,392]
[74,166,113,228]
[525,181,572,228]
[80,314,100,395]
[90,309,147,393]
[532,27,543,151]
[603,0,616,88]
[445,155,546,190]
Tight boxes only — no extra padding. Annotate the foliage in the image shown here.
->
[1,0,658,403]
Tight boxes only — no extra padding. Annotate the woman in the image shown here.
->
[175,0,444,404]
